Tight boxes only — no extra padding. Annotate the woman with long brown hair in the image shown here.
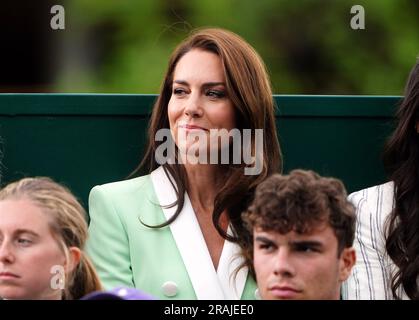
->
[343,60,419,300]
[86,27,281,299]
[0,177,101,299]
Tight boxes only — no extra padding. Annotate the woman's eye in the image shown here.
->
[206,90,226,98]
[17,238,32,246]
[173,88,186,95]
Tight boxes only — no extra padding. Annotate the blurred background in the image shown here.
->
[0,0,418,95]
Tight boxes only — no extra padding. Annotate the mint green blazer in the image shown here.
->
[86,166,258,299]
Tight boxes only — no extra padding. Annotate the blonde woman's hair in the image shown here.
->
[0,177,102,299]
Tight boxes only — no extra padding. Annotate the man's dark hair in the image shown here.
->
[242,169,356,274]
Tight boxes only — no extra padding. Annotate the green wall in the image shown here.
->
[0,94,400,211]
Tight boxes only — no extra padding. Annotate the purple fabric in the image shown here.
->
[82,287,155,300]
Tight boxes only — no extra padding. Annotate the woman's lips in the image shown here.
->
[0,272,20,279]
[179,124,209,131]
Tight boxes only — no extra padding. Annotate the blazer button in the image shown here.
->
[254,288,261,300]
[162,281,178,297]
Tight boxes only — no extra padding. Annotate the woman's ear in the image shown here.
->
[65,247,82,273]
[338,247,356,282]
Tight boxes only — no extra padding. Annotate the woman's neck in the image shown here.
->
[184,163,223,210]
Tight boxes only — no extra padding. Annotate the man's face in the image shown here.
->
[253,223,355,300]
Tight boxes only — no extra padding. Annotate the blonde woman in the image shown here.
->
[0,177,101,299]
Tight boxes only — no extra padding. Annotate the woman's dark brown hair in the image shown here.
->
[130,28,282,247]
[383,60,419,300]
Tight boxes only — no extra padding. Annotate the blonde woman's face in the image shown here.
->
[0,198,66,300]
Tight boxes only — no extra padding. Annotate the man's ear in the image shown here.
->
[65,247,82,273]
[338,247,356,282]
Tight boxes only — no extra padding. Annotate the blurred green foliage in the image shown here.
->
[56,0,419,94]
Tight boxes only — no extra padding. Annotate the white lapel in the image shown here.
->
[150,166,225,299]
[216,226,249,300]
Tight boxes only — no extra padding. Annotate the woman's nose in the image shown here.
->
[184,93,203,118]
[0,241,15,264]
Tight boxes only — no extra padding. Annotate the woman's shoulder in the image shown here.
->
[348,181,394,217]
[90,174,152,198]
[349,181,394,201]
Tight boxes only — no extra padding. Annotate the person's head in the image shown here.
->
[134,28,281,242]
[138,27,280,174]
[383,59,419,299]
[243,170,356,300]
[0,177,101,300]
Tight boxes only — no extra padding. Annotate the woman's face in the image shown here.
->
[0,198,66,300]
[168,49,236,163]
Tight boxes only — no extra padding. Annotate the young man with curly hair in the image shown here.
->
[242,170,356,300]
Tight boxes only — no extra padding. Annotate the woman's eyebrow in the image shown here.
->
[173,80,226,87]
[202,82,226,88]
[14,229,40,238]
[173,80,189,86]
